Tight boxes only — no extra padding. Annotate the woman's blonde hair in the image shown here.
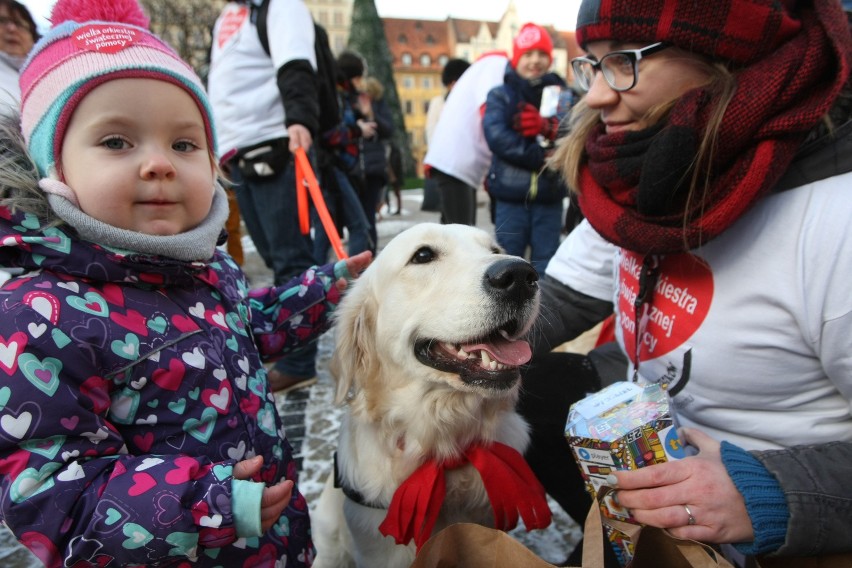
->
[363,77,384,100]
[553,51,736,220]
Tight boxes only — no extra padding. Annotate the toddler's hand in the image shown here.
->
[233,456,295,534]
[335,250,372,292]
[260,479,294,533]
[234,455,264,480]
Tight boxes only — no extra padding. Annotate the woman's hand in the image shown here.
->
[609,428,755,544]
[357,119,377,138]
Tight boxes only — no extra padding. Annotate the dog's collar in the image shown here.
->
[333,451,386,510]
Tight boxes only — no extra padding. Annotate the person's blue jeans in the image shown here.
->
[358,173,387,251]
[313,167,372,264]
[228,154,318,378]
[494,200,563,274]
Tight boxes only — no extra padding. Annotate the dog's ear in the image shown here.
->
[330,280,379,405]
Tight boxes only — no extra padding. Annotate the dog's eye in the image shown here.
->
[411,246,436,264]
[491,246,502,254]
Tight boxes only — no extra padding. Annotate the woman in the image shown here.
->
[530,0,852,561]
[0,0,37,114]
[358,76,393,242]
[315,49,374,259]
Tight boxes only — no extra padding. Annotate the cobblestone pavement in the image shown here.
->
[0,189,581,566]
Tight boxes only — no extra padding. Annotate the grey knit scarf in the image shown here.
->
[45,182,229,262]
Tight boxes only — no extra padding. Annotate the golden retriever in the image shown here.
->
[311,223,550,568]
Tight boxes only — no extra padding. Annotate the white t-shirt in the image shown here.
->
[546,219,618,303]
[424,53,508,188]
[424,94,444,146]
[208,0,316,154]
[547,173,852,450]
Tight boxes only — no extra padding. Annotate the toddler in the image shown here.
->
[0,0,369,566]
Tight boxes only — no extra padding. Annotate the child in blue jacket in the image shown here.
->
[483,23,570,273]
[0,0,370,566]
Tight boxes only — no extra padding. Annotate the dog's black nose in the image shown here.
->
[484,259,538,303]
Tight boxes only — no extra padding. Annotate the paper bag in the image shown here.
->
[757,553,852,568]
[409,498,737,568]
[409,523,558,568]
[627,525,734,568]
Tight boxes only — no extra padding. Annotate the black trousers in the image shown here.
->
[518,350,622,567]
[431,168,477,226]
[518,351,600,525]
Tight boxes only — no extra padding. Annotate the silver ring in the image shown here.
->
[684,504,696,526]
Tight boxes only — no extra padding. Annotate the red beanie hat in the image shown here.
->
[575,0,801,65]
[512,23,553,69]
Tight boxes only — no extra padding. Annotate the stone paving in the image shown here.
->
[0,189,581,566]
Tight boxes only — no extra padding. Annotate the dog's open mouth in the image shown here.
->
[414,325,532,390]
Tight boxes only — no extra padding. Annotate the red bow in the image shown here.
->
[378,441,552,550]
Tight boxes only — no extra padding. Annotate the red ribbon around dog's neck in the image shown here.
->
[378,441,552,550]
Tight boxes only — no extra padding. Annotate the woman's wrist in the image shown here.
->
[720,441,789,555]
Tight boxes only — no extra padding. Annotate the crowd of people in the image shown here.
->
[0,0,850,566]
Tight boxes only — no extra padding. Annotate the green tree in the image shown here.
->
[347,0,414,177]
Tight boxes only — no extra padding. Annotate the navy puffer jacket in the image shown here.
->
[483,64,568,205]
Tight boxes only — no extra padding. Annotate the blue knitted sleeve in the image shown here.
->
[720,441,789,555]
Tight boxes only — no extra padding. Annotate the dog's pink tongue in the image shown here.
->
[463,337,532,366]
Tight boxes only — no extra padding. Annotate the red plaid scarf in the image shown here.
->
[378,442,552,550]
[578,1,852,255]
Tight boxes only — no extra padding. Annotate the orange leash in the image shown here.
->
[294,147,348,260]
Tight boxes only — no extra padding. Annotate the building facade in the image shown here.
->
[382,3,579,175]
[304,0,354,54]
[306,0,581,176]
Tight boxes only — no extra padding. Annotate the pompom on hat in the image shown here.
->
[575,0,802,65]
[18,0,216,177]
[511,23,553,69]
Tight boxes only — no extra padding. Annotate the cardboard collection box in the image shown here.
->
[565,382,689,565]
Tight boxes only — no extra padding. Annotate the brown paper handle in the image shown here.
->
[585,487,736,568]
[582,487,643,568]
[581,497,607,568]
[669,532,735,568]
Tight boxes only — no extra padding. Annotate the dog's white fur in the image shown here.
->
[312,223,541,568]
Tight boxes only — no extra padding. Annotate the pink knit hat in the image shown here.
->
[511,23,554,69]
[18,0,216,177]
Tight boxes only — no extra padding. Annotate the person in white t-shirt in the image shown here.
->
[423,52,507,226]
[208,0,323,393]
[425,58,469,145]
[421,58,469,217]
[523,0,852,562]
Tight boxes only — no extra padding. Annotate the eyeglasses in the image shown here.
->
[572,42,669,92]
[0,16,30,31]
